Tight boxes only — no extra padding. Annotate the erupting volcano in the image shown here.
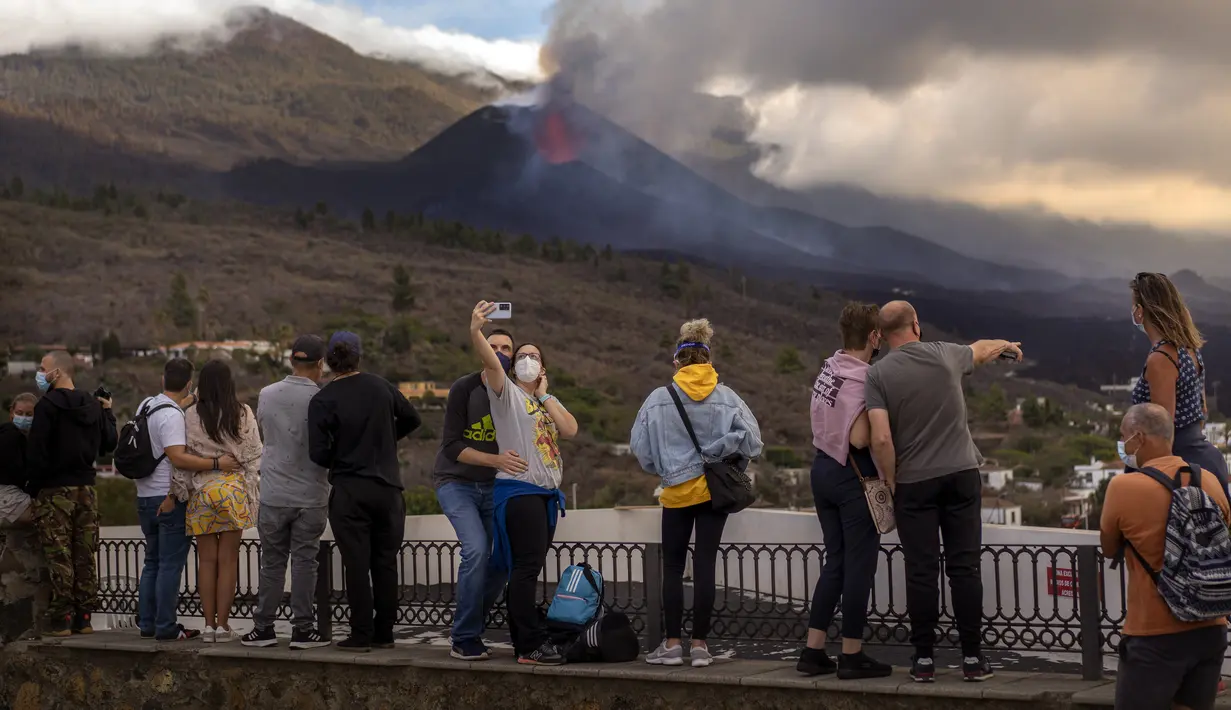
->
[535,108,580,164]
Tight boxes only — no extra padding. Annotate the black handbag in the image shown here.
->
[666,384,756,514]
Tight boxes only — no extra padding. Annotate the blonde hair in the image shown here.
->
[675,319,714,366]
[1132,273,1205,350]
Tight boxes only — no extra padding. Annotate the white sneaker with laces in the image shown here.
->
[215,627,241,643]
[690,646,713,668]
[646,641,685,666]
[202,627,217,644]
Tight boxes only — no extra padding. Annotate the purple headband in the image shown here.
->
[675,341,710,355]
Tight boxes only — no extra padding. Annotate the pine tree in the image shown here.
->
[167,274,197,330]
[361,208,376,232]
[391,265,415,312]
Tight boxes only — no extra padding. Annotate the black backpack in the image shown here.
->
[548,612,641,663]
[114,400,180,480]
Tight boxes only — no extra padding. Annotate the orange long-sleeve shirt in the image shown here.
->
[1100,455,1230,637]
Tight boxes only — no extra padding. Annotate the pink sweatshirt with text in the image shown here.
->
[810,351,869,466]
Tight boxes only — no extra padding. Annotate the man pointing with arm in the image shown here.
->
[864,300,1021,684]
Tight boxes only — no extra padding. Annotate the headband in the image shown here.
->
[675,341,710,354]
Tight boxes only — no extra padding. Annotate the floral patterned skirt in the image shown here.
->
[187,472,253,536]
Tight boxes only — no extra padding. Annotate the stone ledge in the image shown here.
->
[10,630,1226,710]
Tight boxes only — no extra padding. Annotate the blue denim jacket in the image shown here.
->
[630,383,763,488]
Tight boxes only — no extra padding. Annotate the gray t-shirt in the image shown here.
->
[865,341,983,484]
[488,374,562,490]
[257,375,330,508]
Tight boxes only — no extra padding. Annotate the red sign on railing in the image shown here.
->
[1047,566,1076,598]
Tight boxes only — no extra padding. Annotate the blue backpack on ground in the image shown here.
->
[547,563,604,627]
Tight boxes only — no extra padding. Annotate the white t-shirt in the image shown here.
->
[487,375,563,490]
[134,394,186,498]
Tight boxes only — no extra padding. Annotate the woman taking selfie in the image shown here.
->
[1129,273,1228,491]
[631,318,763,669]
[468,301,579,666]
[171,359,262,643]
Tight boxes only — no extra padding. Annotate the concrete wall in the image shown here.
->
[0,527,45,642]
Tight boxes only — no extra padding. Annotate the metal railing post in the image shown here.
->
[315,541,334,641]
[643,542,663,650]
[1076,545,1104,681]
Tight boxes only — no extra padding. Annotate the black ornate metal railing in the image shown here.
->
[96,539,1130,680]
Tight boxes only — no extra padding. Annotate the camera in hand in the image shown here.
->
[94,385,112,399]
[998,351,1019,362]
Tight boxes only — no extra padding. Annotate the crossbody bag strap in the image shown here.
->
[666,384,704,457]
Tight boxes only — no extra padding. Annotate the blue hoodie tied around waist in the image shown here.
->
[492,478,567,577]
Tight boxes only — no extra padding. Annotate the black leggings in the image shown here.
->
[661,500,728,641]
[808,449,880,640]
[504,495,554,655]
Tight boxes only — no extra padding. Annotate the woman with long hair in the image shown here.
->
[171,359,262,643]
[798,303,892,679]
[631,319,763,668]
[469,302,579,666]
[1129,273,1229,491]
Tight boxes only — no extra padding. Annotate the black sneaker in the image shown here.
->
[155,625,202,642]
[838,651,893,680]
[44,614,72,638]
[910,656,936,683]
[241,627,278,648]
[963,656,995,682]
[796,647,837,676]
[335,636,371,653]
[289,628,330,650]
[517,642,565,666]
[71,612,93,635]
[451,638,490,661]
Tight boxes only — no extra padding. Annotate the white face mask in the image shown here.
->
[1131,307,1146,334]
[1117,434,1141,470]
[514,356,541,384]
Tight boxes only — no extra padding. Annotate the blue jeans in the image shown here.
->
[437,481,505,643]
[137,496,191,639]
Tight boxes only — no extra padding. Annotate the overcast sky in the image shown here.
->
[4,0,1231,235]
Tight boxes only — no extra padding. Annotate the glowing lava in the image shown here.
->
[535,108,580,164]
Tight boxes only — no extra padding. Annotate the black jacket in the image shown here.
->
[431,372,499,488]
[0,422,27,491]
[308,373,421,489]
[27,387,118,490]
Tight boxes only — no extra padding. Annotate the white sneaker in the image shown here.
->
[690,646,713,668]
[215,627,241,643]
[202,627,217,644]
[645,641,685,666]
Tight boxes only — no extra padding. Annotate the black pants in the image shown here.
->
[895,468,983,657]
[329,476,406,643]
[505,495,554,655]
[662,500,728,641]
[1115,626,1227,710]
[809,449,880,639]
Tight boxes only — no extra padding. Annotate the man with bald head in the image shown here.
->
[1101,403,1229,710]
[27,350,118,636]
[864,300,1022,682]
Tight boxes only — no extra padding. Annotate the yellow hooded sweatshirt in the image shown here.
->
[659,364,718,508]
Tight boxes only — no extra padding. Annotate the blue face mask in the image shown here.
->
[495,352,512,373]
[12,415,32,432]
[35,371,52,393]
[1131,307,1146,335]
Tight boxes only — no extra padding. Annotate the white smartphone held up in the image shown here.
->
[490,302,513,320]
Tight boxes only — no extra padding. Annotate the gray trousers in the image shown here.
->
[254,504,329,631]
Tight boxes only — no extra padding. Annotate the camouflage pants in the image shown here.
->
[33,486,99,619]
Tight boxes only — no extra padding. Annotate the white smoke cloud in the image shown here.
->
[0,0,545,82]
